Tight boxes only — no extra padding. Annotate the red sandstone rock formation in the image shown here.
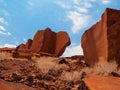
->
[30,28,56,54]
[55,31,71,56]
[26,39,32,49]
[81,8,120,66]
[16,28,70,57]
[16,44,26,52]
[0,47,15,53]
[83,74,120,90]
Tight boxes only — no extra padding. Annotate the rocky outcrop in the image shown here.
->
[83,74,120,90]
[16,28,70,57]
[55,31,71,56]
[0,47,15,53]
[26,39,33,49]
[30,28,56,54]
[81,8,120,66]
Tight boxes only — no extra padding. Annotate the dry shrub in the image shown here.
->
[81,67,93,75]
[34,56,67,74]
[0,52,14,60]
[115,68,120,75]
[82,61,118,75]
[93,61,117,75]
[60,71,82,81]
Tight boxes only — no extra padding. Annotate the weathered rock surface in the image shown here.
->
[55,31,71,56]
[0,47,15,53]
[30,28,56,54]
[81,8,120,66]
[0,79,37,90]
[16,44,27,52]
[26,39,33,49]
[16,28,71,57]
[83,74,120,90]
[0,58,88,90]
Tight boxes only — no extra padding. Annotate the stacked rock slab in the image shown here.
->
[17,28,71,57]
[81,8,120,66]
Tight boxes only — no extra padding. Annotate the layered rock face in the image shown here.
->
[16,28,70,57]
[81,8,120,66]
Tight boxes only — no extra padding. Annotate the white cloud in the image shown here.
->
[67,11,89,34]
[0,18,4,23]
[102,0,111,4]
[55,1,71,9]
[7,32,11,35]
[0,17,8,25]
[90,0,96,1]
[23,38,27,42]
[0,43,16,48]
[0,17,10,36]
[63,44,83,57]
[73,0,79,5]
[75,6,88,13]
[0,25,5,31]
[83,1,93,8]
[0,31,11,36]
[55,0,93,34]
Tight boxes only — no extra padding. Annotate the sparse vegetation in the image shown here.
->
[60,71,82,81]
[0,51,14,60]
[0,51,120,90]
[34,56,68,74]
[81,61,119,75]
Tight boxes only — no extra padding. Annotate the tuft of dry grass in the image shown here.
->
[93,61,118,75]
[81,61,118,75]
[0,51,14,60]
[60,71,82,81]
[34,56,68,74]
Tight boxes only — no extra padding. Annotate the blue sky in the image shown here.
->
[0,0,120,56]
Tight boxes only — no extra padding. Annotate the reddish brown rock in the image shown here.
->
[81,8,120,66]
[55,31,71,56]
[16,39,32,52]
[26,39,32,49]
[0,79,37,90]
[0,47,15,53]
[30,28,70,56]
[83,74,120,90]
[30,28,56,54]
[15,28,70,57]
[16,44,26,52]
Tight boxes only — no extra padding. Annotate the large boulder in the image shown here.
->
[55,31,71,56]
[30,28,56,54]
[16,28,71,57]
[83,74,120,90]
[81,8,120,66]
